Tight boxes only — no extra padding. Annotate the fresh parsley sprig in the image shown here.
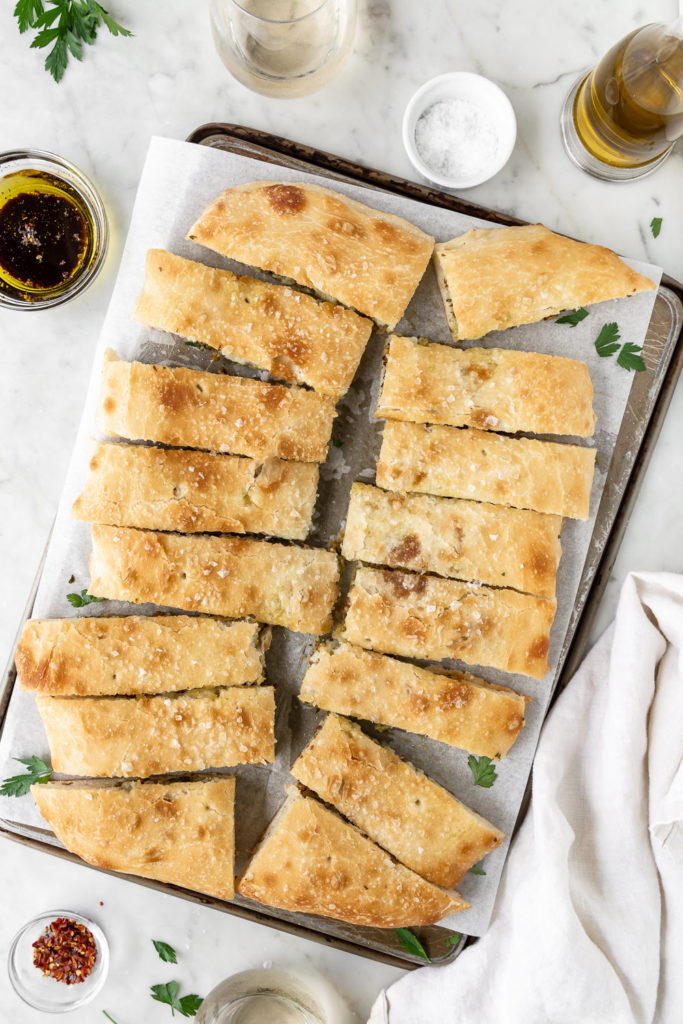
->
[594,322,645,372]
[151,981,202,1018]
[556,307,589,327]
[469,863,486,876]
[153,940,178,965]
[445,932,463,948]
[650,217,663,239]
[13,0,132,83]
[67,588,105,607]
[0,755,53,797]
[467,754,497,788]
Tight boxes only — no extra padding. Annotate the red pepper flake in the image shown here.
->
[32,917,97,985]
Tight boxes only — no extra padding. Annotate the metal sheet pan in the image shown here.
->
[1,124,682,970]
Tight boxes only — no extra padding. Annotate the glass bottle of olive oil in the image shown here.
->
[561,19,683,180]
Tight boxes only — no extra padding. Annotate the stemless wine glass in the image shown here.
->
[210,0,357,98]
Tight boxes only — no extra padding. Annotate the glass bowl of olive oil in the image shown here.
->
[0,150,108,310]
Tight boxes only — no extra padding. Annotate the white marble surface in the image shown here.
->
[1,1,682,1020]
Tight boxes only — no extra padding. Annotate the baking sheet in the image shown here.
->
[0,136,662,940]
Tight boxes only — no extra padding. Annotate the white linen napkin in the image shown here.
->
[368,572,683,1024]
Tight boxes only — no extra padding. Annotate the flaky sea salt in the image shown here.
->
[415,98,500,180]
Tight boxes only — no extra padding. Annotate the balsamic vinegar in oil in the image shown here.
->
[573,22,683,168]
[0,169,97,302]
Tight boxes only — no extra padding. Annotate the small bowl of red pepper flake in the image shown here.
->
[8,909,109,1012]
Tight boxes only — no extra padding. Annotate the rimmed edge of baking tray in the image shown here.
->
[1,123,682,971]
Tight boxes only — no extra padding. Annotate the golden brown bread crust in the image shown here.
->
[32,778,236,900]
[291,714,504,886]
[377,335,596,437]
[433,223,656,341]
[299,642,529,757]
[15,615,265,696]
[36,687,275,777]
[342,567,556,679]
[133,250,373,400]
[96,351,335,463]
[237,789,467,927]
[187,181,434,329]
[73,441,319,540]
[377,421,596,520]
[89,526,340,635]
[342,483,562,598]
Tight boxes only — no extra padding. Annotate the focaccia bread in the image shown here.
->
[299,642,529,758]
[133,250,373,400]
[32,777,236,900]
[187,181,434,329]
[342,483,562,598]
[377,334,596,437]
[96,351,335,463]
[291,713,504,887]
[73,441,319,540]
[433,223,656,341]
[15,615,265,696]
[377,421,596,520]
[36,686,275,777]
[342,567,556,679]
[89,526,340,636]
[237,788,467,927]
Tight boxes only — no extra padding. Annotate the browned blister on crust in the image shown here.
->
[377,335,596,437]
[377,421,596,520]
[299,641,530,757]
[88,526,340,636]
[237,788,467,927]
[291,713,505,886]
[73,441,319,540]
[342,567,556,679]
[36,687,275,777]
[15,615,265,696]
[342,482,562,598]
[133,250,373,400]
[32,777,236,900]
[187,181,434,329]
[433,223,655,341]
[96,351,335,463]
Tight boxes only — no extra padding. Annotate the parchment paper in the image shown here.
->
[0,136,662,937]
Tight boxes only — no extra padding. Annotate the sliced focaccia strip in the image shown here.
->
[36,686,275,777]
[133,250,373,400]
[237,788,467,927]
[292,713,504,887]
[32,777,236,900]
[15,615,265,696]
[377,421,595,520]
[377,334,596,437]
[342,567,556,679]
[187,181,434,330]
[342,483,561,598]
[89,526,339,635]
[72,441,319,540]
[299,642,529,758]
[433,223,655,341]
[97,351,335,463]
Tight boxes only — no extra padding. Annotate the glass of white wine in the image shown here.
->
[210,0,358,98]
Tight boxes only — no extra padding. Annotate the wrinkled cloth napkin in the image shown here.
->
[368,572,683,1024]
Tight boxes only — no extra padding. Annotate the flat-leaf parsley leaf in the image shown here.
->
[14,0,132,83]
[151,981,202,1017]
[594,322,621,357]
[469,863,486,875]
[467,754,497,788]
[0,755,53,797]
[556,308,588,327]
[617,341,646,372]
[152,939,178,964]
[445,932,463,948]
[650,217,663,238]
[395,928,431,962]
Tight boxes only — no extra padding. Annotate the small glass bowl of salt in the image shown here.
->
[402,72,516,189]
